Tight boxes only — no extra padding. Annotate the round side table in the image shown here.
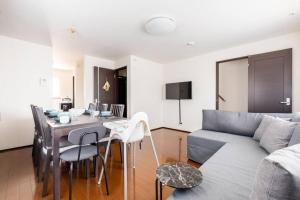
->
[155,162,202,200]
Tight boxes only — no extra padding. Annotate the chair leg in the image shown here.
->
[149,135,160,167]
[69,162,73,200]
[37,145,44,182]
[100,155,109,195]
[119,142,123,163]
[124,142,128,200]
[42,150,51,197]
[98,138,112,185]
[32,136,36,157]
[32,135,37,162]
[93,156,98,177]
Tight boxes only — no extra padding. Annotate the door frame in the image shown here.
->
[216,56,249,110]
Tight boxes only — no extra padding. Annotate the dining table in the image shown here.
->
[47,114,124,200]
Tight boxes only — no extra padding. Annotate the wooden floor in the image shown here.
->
[0,129,199,200]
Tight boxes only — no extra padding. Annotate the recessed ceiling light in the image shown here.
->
[144,16,176,35]
[186,41,196,46]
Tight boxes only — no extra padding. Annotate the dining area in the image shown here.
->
[30,103,160,200]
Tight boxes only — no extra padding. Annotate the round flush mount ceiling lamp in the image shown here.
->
[144,16,176,35]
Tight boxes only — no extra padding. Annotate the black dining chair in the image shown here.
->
[60,126,109,200]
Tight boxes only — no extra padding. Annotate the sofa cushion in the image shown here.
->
[260,119,297,153]
[251,144,300,200]
[170,133,268,200]
[187,129,249,164]
[253,115,275,141]
[202,110,296,137]
[289,125,300,146]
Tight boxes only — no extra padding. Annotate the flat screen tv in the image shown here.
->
[166,81,192,99]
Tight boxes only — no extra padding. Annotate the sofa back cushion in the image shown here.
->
[250,144,300,200]
[289,125,300,146]
[202,110,297,137]
[259,118,297,153]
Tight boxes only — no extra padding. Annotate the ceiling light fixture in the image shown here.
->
[144,16,176,35]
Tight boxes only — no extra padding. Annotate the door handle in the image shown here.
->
[280,98,291,106]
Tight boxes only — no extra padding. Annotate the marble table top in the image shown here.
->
[156,162,202,189]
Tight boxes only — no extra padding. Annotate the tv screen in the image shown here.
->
[166,81,192,99]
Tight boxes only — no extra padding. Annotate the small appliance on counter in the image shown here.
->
[60,97,73,111]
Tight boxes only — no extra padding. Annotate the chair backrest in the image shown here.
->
[88,103,96,111]
[30,105,39,132]
[68,125,107,161]
[121,112,151,143]
[110,104,125,117]
[68,125,107,145]
[35,107,52,147]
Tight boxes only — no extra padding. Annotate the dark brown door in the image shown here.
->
[94,66,116,106]
[248,49,292,113]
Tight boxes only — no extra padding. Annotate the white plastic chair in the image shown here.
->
[98,112,159,200]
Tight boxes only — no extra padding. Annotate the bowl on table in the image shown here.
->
[44,109,56,115]
[48,110,59,118]
[100,111,112,117]
[69,108,85,117]
[54,112,71,124]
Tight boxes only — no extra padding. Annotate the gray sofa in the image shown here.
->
[167,110,300,200]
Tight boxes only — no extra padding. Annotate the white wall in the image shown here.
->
[52,69,73,109]
[163,31,300,132]
[129,56,164,129]
[83,55,115,107]
[74,59,85,108]
[219,59,248,112]
[0,35,53,150]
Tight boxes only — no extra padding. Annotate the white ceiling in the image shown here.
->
[0,0,300,66]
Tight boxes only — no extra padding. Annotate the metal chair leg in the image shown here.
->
[149,134,160,166]
[98,138,112,184]
[69,162,73,200]
[124,142,127,200]
[99,155,109,195]
[93,156,98,177]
